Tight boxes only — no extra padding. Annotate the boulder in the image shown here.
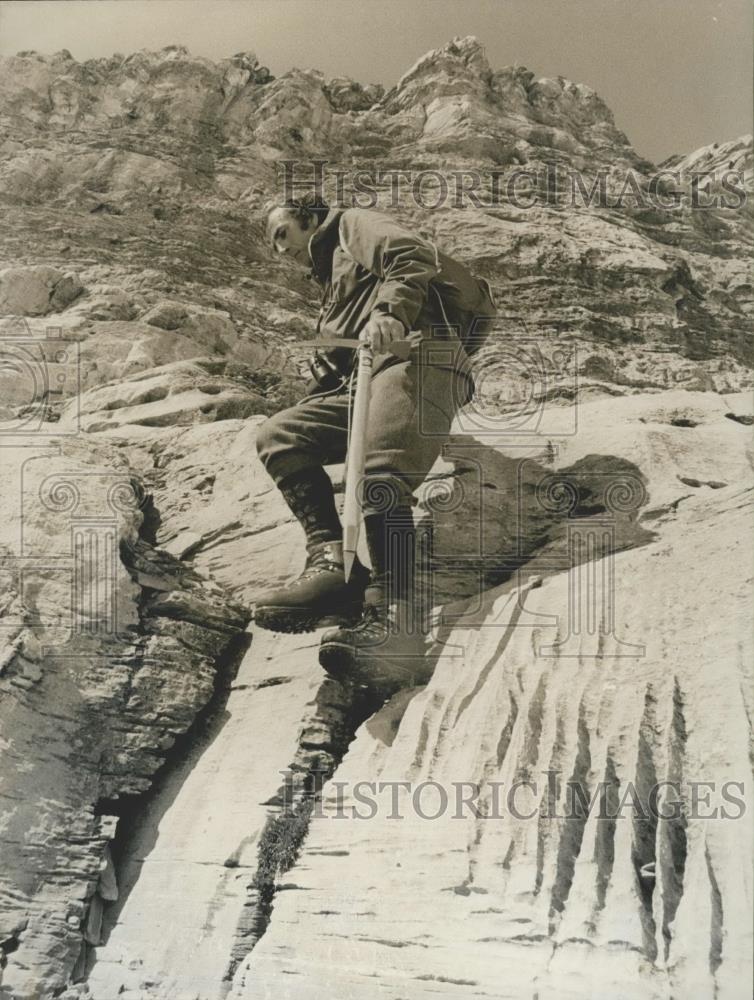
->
[0,266,83,316]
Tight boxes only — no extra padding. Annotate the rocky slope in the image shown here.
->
[0,35,752,1000]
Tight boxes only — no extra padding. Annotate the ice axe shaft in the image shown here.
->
[342,342,373,581]
[294,336,419,361]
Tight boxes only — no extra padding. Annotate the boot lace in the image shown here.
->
[351,602,388,635]
[302,546,343,579]
[301,562,339,580]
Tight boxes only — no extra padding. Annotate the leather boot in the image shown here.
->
[254,466,369,633]
[318,576,429,695]
[319,479,429,694]
[254,539,370,634]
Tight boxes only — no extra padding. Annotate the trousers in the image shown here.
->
[255,361,472,507]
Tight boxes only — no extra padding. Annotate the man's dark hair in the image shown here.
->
[278,193,330,228]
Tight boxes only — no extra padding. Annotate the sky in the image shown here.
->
[0,0,751,163]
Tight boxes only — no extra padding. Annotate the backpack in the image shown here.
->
[429,263,498,357]
[338,222,497,358]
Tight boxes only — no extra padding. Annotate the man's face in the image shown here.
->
[267,207,313,266]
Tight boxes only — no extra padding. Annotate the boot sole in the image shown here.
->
[254,606,362,635]
[318,640,425,692]
[317,641,354,680]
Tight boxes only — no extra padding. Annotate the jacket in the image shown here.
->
[306,207,496,386]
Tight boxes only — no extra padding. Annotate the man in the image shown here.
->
[254,195,496,694]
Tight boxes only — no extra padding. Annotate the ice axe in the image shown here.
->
[294,336,417,361]
[294,330,422,581]
[342,336,373,582]
[338,330,422,581]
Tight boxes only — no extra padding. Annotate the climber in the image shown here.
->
[253,193,496,694]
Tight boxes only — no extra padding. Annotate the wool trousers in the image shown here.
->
[255,361,472,510]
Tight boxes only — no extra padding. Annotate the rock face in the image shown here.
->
[0,433,249,998]
[0,35,752,411]
[0,34,752,1000]
[241,486,753,1000]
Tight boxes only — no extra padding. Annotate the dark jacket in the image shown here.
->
[307,207,496,385]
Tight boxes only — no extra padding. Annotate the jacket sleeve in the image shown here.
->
[338,208,439,330]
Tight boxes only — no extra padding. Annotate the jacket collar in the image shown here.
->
[307,208,344,285]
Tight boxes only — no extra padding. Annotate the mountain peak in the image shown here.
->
[659,134,753,175]
[394,35,492,91]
